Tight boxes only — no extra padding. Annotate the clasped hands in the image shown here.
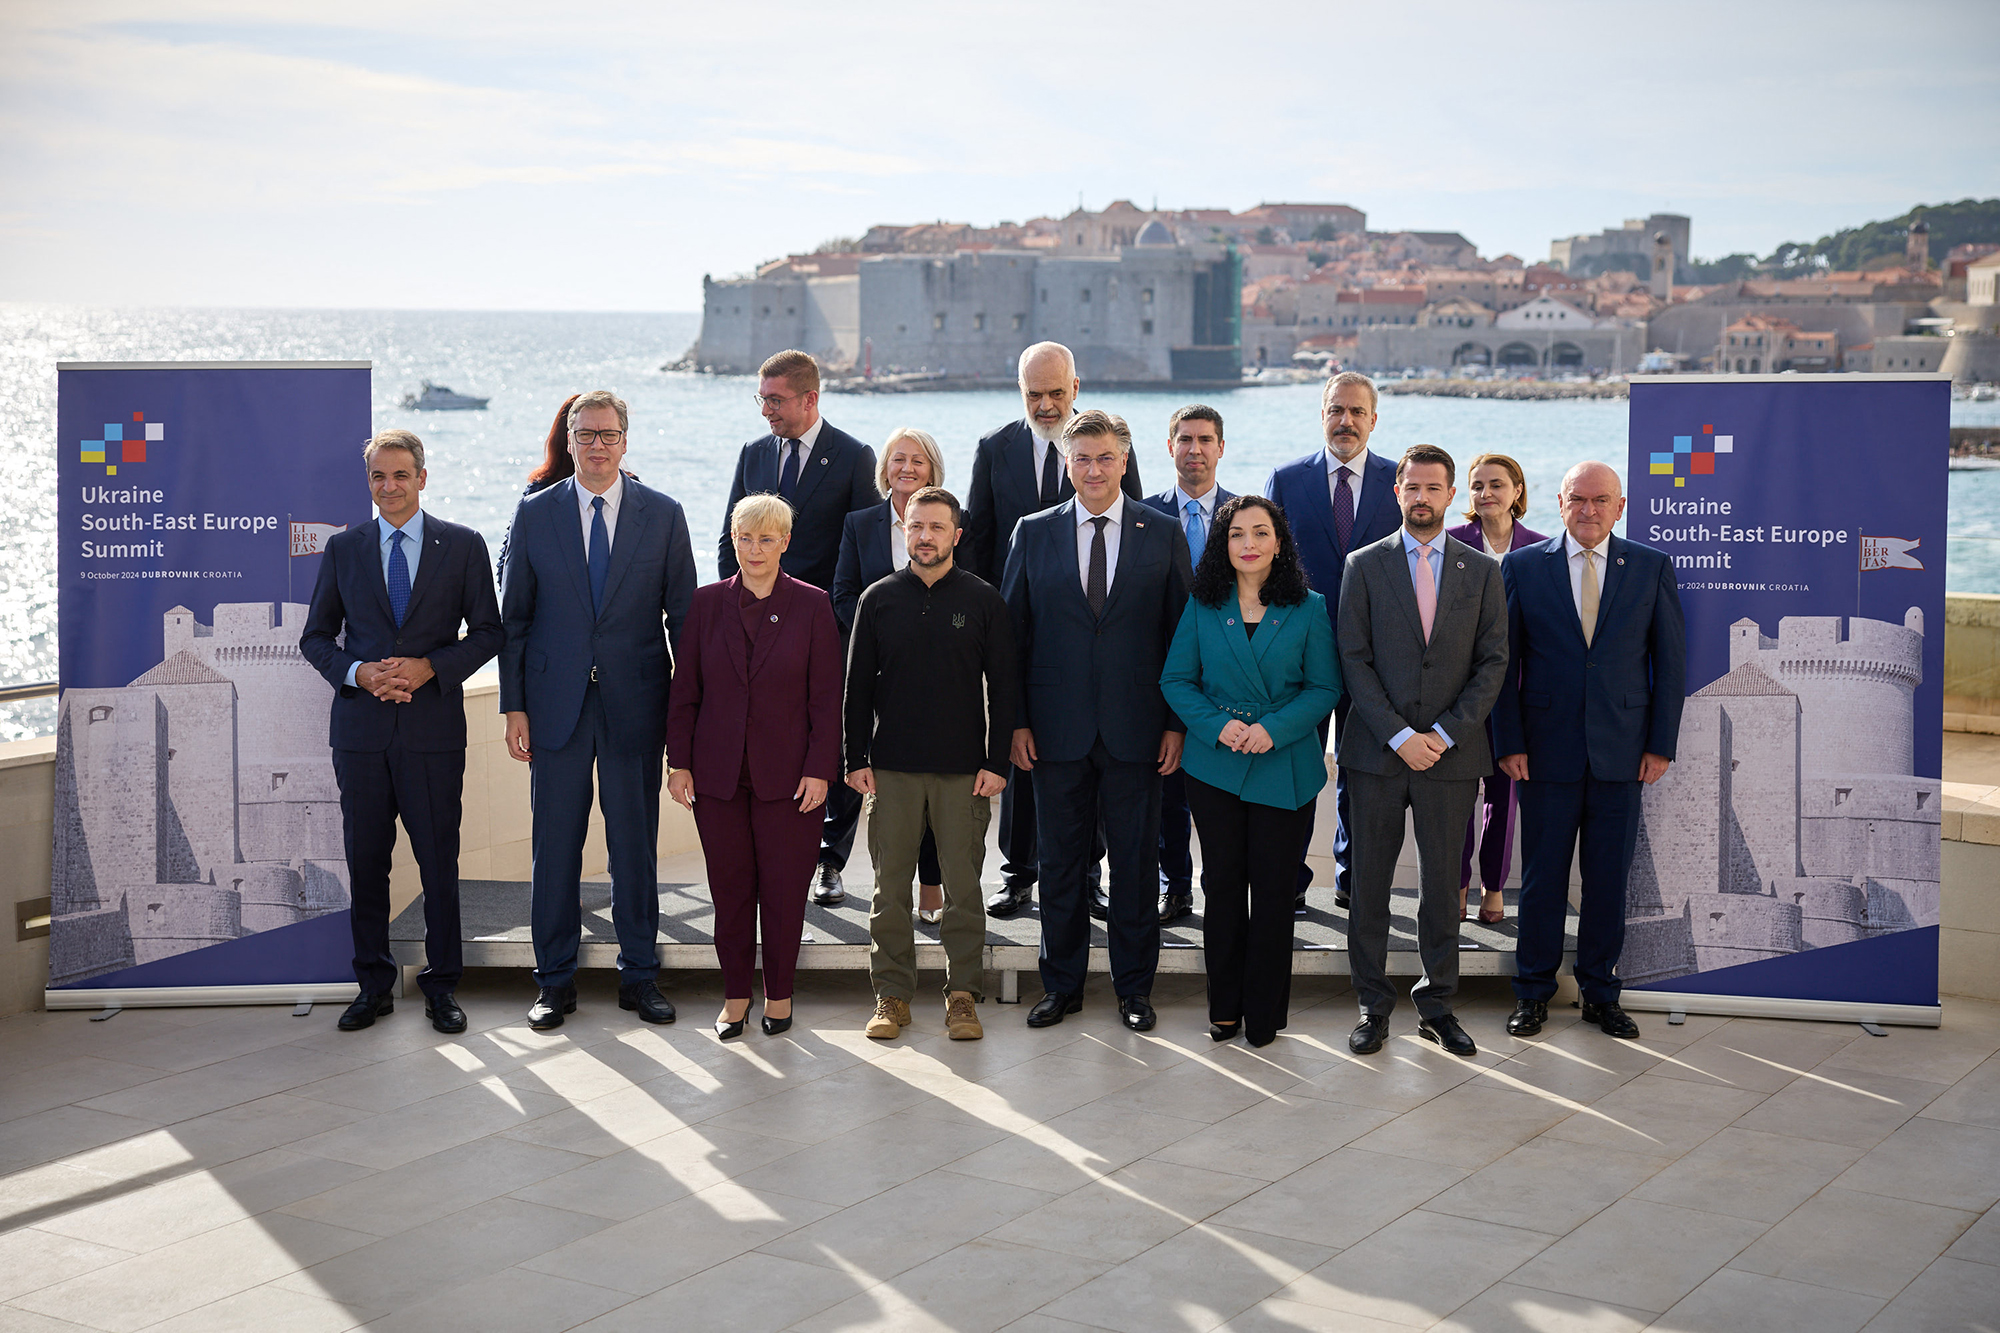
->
[355,657,433,704]
[1217,719,1275,754]
[1395,730,1450,772]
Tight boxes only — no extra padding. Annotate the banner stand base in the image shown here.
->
[1622,991,1941,1028]
[47,983,360,1011]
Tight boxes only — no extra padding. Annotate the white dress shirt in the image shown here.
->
[781,415,827,477]
[578,470,625,563]
[344,509,426,688]
[1030,426,1060,501]
[889,502,910,572]
[1387,527,1453,753]
[1074,491,1126,595]
[1564,529,1612,618]
[1326,447,1369,516]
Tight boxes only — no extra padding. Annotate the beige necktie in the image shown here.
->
[1580,549,1599,647]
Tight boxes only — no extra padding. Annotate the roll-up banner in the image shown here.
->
[1622,373,1950,1026]
[49,363,372,1009]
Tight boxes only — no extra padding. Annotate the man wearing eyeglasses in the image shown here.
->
[1493,460,1685,1042]
[500,389,698,1031]
[1264,372,1403,916]
[718,349,878,905]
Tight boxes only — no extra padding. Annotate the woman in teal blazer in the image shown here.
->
[1162,495,1342,1047]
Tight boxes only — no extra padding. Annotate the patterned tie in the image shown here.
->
[1580,549,1599,647]
[1184,499,1206,557]
[588,496,610,616]
[1086,516,1109,617]
[779,439,801,501]
[1332,466,1355,555]
[386,529,411,628]
[1413,542,1436,642]
[1040,439,1061,507]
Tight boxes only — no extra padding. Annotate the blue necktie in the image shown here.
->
[386,529,411,627]
[588,496,609,616]
[1184,499,1205,557]
[778,439,801,501]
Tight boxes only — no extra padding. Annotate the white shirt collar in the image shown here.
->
[1176,485,1217,514]
[578,470,624,514]
[1325,447,1367,476]
[1075,490,1126,528]
[1564,529,1610,560]
[791,416,826,451]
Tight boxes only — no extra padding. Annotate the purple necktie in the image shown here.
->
[1332,467,1354,554]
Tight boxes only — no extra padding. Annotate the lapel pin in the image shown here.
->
[1226,617,1235,625]
[1456,560,1465,568]
[1617,557,1625,565]
[770,614,779,623]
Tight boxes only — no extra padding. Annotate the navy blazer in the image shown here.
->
[1001,499,1193,766]
[829,499,897,632]
[498,476,697,754]
[1493,533,1688,783]
[717,419,877,591]
[1263,449,1401,627]
[1140,485,1238,565]
[964,418,1146,582]
[300,514,504,753]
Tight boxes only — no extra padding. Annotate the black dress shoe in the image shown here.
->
[1088,885,1111,922]
[761,1014,793,1036]
[1506,999,1548,1037]
[619,980,677,1025]
[1159,890,1194,924]
[1349,1014,1390,1054]
[337,993,393,1031]
[1027,991,1081,1027]
[1119,995,1156,1032]
[1418,1013,1478,1058]
[811,863,846,906]
[1334,890,1351,911]
[1246,1029,1277,1049]
[713,1015,747,1040]
[423,992,467,1035]
[1294,891,1309,916]
[527,984,577,1030]
[1209,1020,1241,1043]
[986,883,1034,917]
[1581,1000,1640,1039]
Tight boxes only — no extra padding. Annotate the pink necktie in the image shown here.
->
[1414,543,1436,642]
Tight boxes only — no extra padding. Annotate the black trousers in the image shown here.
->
[1514,775,1641,1006]
[1034,739,1160,997]
[332,742,465,999]
[1185,774,1311,1042]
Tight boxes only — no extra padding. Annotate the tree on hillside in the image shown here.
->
[1762,198,2000,272]
[815,237,861,254]
[1256,226,1277,245]
[1311,222,1339,242]
[1683,253,1760,284]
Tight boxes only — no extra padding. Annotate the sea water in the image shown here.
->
[4,303,1997,740]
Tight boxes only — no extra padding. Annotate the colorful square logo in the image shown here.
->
[1650,423,1733,487]
[80,411,162,476]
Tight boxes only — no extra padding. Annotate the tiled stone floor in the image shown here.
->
[2,970,1997,1331]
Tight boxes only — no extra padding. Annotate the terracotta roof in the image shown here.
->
[1694,661,1795,698]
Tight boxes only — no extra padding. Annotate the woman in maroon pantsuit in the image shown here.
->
[1445,454,1545,925]
[667,495,843,1038]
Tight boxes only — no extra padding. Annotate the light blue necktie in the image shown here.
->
[588,496,610,615]
[386,529,410,627]
[1184,499,1205,556]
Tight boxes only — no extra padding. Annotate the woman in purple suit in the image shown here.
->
[1445,453,1545,925]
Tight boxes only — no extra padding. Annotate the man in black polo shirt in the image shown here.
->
[845,486,1017,1042]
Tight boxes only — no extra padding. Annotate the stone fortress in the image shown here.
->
[49,602,349,986]
[1624,609,1940,986]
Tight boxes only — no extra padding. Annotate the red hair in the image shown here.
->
[528,394,581,486]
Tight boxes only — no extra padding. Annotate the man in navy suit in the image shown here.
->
[1494,460,1686,1041]
[501,390,698,1031]
[1263,372,1402,913]
[1004,410,1192,1033]
[966,343,1144,917]
[301,430,503,1034]
[718,349,878,906]
[1141,404,1233,924]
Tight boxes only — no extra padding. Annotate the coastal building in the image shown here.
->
[1550,212,1691,276]
[1624,611,1938,985]
[1716,315,1841,373]
[49,602,349,986]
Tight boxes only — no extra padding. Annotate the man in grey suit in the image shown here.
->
[1337,444,1509,1058]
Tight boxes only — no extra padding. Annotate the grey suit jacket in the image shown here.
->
[1335,530,1508,780]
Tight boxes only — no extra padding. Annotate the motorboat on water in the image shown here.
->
[1949,454,2000,471]
[402,380,490,410]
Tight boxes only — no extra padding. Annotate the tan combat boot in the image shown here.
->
[865,996,911,1040]
[944,991,983,1041]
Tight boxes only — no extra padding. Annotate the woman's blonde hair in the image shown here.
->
[875,427,946,497]
[1460,452,1528,521]
[731,492,794,536]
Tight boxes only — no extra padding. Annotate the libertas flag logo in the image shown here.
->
[1860,534,1923,571]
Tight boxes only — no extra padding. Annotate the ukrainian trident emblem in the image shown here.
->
[952,613,966,628]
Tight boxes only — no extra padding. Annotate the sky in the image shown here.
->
[1,0,1993,313]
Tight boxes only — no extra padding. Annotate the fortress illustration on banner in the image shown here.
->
[1625,609,1939,985]
[50,602,349,985]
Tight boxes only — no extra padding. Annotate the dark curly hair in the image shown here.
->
[1189,495,1312,608]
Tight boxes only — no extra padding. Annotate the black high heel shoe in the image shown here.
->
[761,1014,792,1036]
[714,1005,749,1040]
[1209,1020,1241,1042]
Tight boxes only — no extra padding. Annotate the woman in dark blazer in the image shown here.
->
[667,495,844,1038]
[1445,452,1546,925]
[830,428,947,918]
[1161,495,1341,1047]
